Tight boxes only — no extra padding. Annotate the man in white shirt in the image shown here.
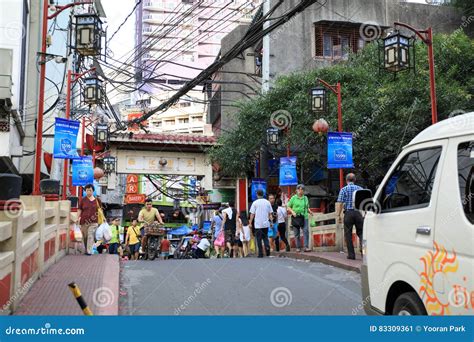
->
[249,189,273,258]
[194,236,210,258]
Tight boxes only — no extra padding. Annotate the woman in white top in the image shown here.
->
[237,211,251,257]
[275,199,290,252]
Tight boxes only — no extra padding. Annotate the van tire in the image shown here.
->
[393,292,427,315]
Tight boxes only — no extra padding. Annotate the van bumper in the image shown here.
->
[361,264,384,315]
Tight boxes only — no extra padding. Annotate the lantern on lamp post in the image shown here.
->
[380,30,415,73]
[310,87,328,113]
[95,123,109,144]
[103,156,116,173]
[266,128,280,146]
[74,13,103,56]
[84,76,103,105]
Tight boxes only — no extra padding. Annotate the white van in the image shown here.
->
[355,112,474,315]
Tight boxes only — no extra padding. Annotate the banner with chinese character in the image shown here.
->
[328,132,354,169]
[72,156,94,186]
[53,118,80,159]
[279,156,298,186]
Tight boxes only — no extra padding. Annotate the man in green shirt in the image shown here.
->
[287,184,310,252]
[108,217,123,255]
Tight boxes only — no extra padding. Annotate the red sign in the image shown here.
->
[126,174,139,194]
[125,194,146,204]
[127,113,149,132]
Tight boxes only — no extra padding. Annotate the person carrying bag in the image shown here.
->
[287,184,311,252]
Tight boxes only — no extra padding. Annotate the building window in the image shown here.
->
[180,102,191,107]
[315,21,375,59]
[165,119,175,126]
[178,118,189,124]
[192,116,203,122]
[192,130,203,134]
[153,121,162,127]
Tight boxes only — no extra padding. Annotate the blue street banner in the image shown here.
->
[328,132,354,169]
[53,118,80,159]
[72,156,93,186]
[0,316,472,342]
[279,156,298,186]
[251,178,267,201]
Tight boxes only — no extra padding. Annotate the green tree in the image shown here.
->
[207,32,474,188]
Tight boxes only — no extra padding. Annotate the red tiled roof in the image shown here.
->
[111,133,217,145]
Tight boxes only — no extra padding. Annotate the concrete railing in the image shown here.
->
[0,196,71,314]
[287,211,360,253]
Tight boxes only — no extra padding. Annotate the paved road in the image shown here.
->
[119,256,364,315]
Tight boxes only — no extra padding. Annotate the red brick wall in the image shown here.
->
[44,238,56,262]
[60,233,67,250]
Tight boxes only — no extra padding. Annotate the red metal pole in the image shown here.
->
[79,117,86,202]
[32,0,49,195]
[426,28,438,124]
[286,128,290,198]
[337,83,344,189]
[62,70,72,200]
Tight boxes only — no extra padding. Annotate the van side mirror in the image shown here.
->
[354,189,379,213]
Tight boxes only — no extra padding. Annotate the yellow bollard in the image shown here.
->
[68,282,93,316]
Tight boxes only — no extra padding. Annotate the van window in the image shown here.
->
[379,147,442,212]
[458,141,474,224]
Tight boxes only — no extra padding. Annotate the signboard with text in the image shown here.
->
[327,132,354,169]
[279,156,298,186]
[53,118,80,159]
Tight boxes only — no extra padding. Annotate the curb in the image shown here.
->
[276,252,361,273]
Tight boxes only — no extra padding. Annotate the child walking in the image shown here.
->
[237,211,251,257]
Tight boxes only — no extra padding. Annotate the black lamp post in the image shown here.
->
[95,123,109,144]
[266,128,280,146]
[84,76,103,105]
[380,30,414,73]
[103,156,116,173]
[310,86,328,113]
[74,13,103,56]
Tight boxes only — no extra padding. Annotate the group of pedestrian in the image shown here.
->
[77,173,365,261]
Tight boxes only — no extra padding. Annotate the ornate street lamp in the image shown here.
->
[266,128,280,145]
[310,86,328,113]
[103,156,116,173]
[380,30,415,73]
[74,13,103,56]
[83,76,103,105]
[95,123,109,144]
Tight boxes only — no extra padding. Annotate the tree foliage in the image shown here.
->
[207,32,474,187]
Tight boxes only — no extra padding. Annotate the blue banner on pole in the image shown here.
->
[251,178,267,201]
[328,132,354,169]
[72,156,93,186]
[279,156,298,186]
[53,118,80,159]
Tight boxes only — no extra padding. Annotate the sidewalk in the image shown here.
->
[14,254,119,315]
[276,250,362,273]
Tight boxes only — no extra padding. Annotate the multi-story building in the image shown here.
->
[134,0,260,133]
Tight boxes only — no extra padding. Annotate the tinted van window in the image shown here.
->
[458,141,474,224]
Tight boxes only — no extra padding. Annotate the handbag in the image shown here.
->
[73,224,83,242]
[96,198,106,225]
[214,230,225,247]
